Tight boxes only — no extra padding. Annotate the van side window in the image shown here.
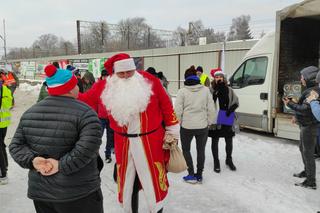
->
[230,57,268,88]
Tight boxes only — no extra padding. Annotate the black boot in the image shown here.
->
[293,170,306,178]
[226,158,236,171]
[294,179,317,190]
[214,159,220,173]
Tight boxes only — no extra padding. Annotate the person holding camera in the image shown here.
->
[283,66,320,190]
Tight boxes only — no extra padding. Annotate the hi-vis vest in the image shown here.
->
[0,85,12,128]
[200,73,209,85]
[3,72,16,86]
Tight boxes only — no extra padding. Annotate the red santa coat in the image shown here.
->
[78,71,178,212]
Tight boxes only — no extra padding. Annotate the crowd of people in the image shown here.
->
[0,53,319,212]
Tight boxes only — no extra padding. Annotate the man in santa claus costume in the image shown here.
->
[78,53,179,213]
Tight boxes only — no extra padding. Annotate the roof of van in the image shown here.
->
[244,32,275,59]
[279,0,320,20]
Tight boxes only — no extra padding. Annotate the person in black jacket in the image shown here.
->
[208,68,239,173]
[283,66,320,190]
[9,64,103,213]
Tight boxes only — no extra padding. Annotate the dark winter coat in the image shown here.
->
[287,86,320,127]
[9,96,102,202]
[208,83,239,138]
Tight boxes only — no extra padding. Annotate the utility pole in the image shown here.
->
[3,19,7,63]
[0,19,7,63]
[76,20,81,54]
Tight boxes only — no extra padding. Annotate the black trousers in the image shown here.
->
[300,125,317,183]
[211,136,233,160]
[180,127,208,175]
[131,175,163,213]
[0,127,8,178]
[33,189,104,213]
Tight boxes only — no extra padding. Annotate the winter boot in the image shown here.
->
[214,159,221,173]
[293,170,306,178]
[294,179,317,190]
[226,158,236,171]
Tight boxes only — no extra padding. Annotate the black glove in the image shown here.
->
[226,110,232,117]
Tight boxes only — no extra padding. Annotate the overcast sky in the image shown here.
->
[0,0,301,53]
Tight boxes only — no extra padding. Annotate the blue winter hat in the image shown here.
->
[44,64,78,95]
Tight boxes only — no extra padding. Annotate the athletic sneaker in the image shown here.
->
[183,175,197,184]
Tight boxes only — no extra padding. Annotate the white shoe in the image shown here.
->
[0,176,8,185]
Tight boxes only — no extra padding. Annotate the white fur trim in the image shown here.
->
[114,58,136,73]
[214,71,224,76]
[165,123,180,139]
[123,152,136,213]
[128,115,158,212]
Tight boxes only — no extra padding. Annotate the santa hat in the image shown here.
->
[210,68,224,78]
[104,53,136,76]
[44,64,78,96]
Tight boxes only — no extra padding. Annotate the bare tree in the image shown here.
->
[86,21,110,52]
[32,34,59,56]
[202,28,226,43]
[117,17,163,50]
[58,38,76,55]
[173,27,187,46]
[227,15,253,41]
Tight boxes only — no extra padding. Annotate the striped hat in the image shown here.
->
[44,64,78,95]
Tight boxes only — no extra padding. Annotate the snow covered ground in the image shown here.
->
[1,84,320,213]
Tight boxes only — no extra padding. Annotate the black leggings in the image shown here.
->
[211,136,233,160]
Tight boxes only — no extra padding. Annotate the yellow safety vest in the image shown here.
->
[0,85,12,128]
[200,73,209,85]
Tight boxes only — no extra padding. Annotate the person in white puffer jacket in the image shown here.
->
[174,65,215,184]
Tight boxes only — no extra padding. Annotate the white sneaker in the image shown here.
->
[0,176,8,185]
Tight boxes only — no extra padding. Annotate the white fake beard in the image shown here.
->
[102,72,153,127]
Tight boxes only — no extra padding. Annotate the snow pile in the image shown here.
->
[18,83,42,95]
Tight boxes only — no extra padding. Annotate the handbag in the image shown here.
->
[217,110,235,126]
[163,133,187,173]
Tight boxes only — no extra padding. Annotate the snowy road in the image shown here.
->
[1,85,319,213]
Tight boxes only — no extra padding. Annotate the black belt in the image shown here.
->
[115,127,159,138]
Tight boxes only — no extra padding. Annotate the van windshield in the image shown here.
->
[230,57,268,88]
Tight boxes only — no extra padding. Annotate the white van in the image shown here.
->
[228,0,320,140]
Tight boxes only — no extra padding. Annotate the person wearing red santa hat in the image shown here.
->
[209,68,239,173]
[78,53,179,213]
